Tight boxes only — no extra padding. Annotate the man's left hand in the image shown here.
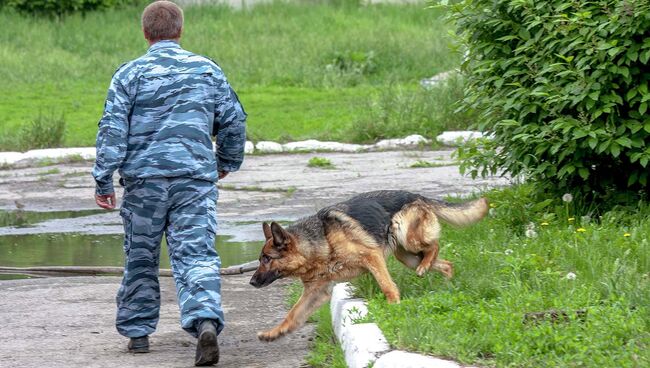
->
[95,193,117,210]
[218,171,229,180]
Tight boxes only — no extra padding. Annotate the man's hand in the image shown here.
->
[95,193,117,210]
[218,171,229,180]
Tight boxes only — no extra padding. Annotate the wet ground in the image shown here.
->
[0,150,509,367]
[0,233,262,280]
[0,150,506,229]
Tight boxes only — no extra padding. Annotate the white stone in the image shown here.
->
[420,70,457,90]
[283,140,369,152]
[0,152,24,165]
[244,141,255,154]
[331,283,354,340]
[335,299,368,341]
[331,283,389,368]
[341,323,390,368]
[374,351,462,368]
[22,147,96,161]
[374,134,430,149]
[436,131,490,146]
[255,141,283,153]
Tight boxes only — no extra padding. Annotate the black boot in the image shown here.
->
[195,320,219,366]
[127,336,149,353]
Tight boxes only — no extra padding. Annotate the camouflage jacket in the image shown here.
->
[92,40,247,195]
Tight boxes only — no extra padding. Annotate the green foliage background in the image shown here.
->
[449,0,650,200]
[0,3,466,149]
[3,0,130,17]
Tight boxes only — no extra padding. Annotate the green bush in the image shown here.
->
[6,0,130,17]
[447,0,650,201]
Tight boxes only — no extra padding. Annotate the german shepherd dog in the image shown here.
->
[249,190,488,341]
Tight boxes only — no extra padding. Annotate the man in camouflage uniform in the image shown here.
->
[92,1,246,366]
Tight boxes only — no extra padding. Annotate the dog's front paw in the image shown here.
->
[385,291,401,304]
[257,328,286,342]
[415,264,429,277]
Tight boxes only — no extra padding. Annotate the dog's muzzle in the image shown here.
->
[249,270,281,288]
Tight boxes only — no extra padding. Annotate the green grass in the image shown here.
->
[409,159,456,168]
[307,157,335,169]
[0,2,464,149]
[351,185,650,367]
[38,168,61,176]
[348,74,473,143]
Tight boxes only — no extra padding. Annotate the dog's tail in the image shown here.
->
[428,197,489,227]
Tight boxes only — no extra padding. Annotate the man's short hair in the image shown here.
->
[142,1,184,42]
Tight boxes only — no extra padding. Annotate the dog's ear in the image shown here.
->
[270,222,289,250]
[262,222,272,240]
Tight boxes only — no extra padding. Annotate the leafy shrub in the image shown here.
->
[324,50,378,86]
[5,0,130,17]
[328,50,377,76]
[447,0,650,201]
[19,113,66,150]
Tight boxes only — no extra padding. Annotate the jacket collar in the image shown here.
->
[147,40,181,53]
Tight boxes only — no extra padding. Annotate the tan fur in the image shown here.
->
[390,200,456,277]
[251,196,489,341]
[431,197,489,227]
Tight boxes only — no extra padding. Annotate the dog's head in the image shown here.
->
[249,222,301,288]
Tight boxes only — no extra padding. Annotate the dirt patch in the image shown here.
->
[0,275,311,368]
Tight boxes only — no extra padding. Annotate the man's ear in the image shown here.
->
[262,222,272,240]
[270,222,289,250]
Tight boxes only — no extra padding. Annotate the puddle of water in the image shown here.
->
[0,209,106,228]
[0,273,35,281]
[0,233,263,275]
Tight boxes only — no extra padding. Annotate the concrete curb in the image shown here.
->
[0,132,488,167]
[255,134,432,154]
[0,147,97,166]
[330,283,474,368]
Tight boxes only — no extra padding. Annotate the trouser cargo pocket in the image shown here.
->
[120,208,134,254]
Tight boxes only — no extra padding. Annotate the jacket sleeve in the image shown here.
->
[213,78,247,173]
[92,71,133,195]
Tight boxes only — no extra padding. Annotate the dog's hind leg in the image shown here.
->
[365,249,400,303]
[394,246,423,270]
[257,280,333,342]
[415,240,453,279]
[416,239,440,277]
[431,258,453,279]
[392,200,448,278]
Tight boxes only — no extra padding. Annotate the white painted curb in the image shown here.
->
[0,132,487,166]
[330,282,473,368]
[374,351,465,368]
[254,134,433,154]
[0,147,96,165]
[435,131,491,147]
[0,143,256,166]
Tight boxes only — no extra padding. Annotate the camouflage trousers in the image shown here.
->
[116,177,224,338]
